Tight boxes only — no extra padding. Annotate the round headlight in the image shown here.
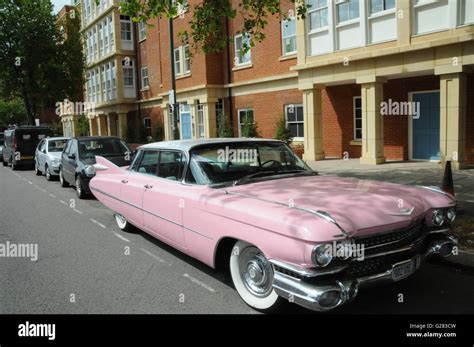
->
[312,244,333,267]
[446,207,456,223]
[84,165,96,176]
[432,210,445,226]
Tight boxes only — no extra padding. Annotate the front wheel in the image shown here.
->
[35,161,42,175]
[114,213,134,232]
[59,168,69,187]
[229,240,283,312]
[45,165,53,181]
[75,175,86,199]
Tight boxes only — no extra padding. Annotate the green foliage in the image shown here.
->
[50,119,63,136]
[120,0,309,55]
[218,113,233,138]
[0,98,27,128]
[240,114,258,138]
[274,115,293,144]
[154,123,165,142]
[76,115,90,136]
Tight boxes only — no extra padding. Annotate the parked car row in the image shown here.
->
[1,132,459,313]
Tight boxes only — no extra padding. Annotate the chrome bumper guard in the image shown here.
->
[271,234,458,312]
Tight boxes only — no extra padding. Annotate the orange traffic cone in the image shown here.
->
[441,160,455,196]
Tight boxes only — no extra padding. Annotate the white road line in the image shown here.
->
[34,185,47,192]
[183,273,216,293]
[73,208,83,215]
[49,193,56,198]
[28,181,32,184]
[113,231,130,243]
[90,219,107,229]
[59,200,67,205]
[140,248,165,263]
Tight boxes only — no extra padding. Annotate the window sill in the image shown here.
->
[175,72,191,80]
[279,54,297,61]
[138,37,147,43]
[232,63,253,71]
[140,87,150,92]
[350,140,362,146]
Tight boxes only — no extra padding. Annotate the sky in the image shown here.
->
[51,0,72,14]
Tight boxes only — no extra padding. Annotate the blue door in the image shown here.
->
[412,92,440,160]
[180,104,192,140]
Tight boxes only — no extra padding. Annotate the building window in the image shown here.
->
[354,96,362,140]
[122,60,134,86]
[120,15,132,41]
[370,0,395,14]
[196,103,205,138]
[138,21,146,41]
[141,66,149,89]
[216,98,224,130]
[238,108,254,136]
[285,104,304,140]
[308,0,328,30]
[282,18,297,55]
[109,16,114,50]
[143,117,152,138]
[234,34,251,66]
[183,45,190,73]
[337,0,360,23]
[111,61,116,99]
[460,0,474,25]
[174,48,181,76]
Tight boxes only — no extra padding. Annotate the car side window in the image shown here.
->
[158,151,185,181]
[70,140,78,156]
[129,150,143,172]
[40,140,46,152]
[136,151,159,176]
[64,140,72,155]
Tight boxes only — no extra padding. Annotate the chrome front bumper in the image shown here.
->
[271,234,458,312]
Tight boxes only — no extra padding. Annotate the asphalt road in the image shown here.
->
[0,164,473,314]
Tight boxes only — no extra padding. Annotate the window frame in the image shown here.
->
[281,18,297,55]
[141,66,149,89]
[353,96,362,141]
[336,0,360,24]
[285,104,304,141]
[138,21,147,41]
[308,0,329,32]
[234,33,251,66]
[237,108,255,137]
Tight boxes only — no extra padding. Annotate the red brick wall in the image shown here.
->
[232,89,302,138]
[466,73,474,165]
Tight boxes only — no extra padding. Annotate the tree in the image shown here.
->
[218,113,233,137]
[0,0,82,125]
[120,0,309,54]
[274,115,292,144]
[240,114,258,138]
[0,98,27,129]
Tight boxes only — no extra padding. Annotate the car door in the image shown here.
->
[36,140,47,171]
[118,150,156,228]
[63,139,78,184]
[142,150,186,248]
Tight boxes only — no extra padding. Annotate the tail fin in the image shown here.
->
[94,156,125,175]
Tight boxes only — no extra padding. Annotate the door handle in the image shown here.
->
[121,179,128,184]
[144,184,153,189]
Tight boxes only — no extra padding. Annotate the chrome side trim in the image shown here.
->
[418,185,456,202]
[269,259,348,278]
[90,186,213,240]
[224,190,351,238]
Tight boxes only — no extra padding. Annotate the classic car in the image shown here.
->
[35,137,69,180]
[89,138,458,312]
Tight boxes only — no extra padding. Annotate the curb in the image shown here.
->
[444,249,474,268]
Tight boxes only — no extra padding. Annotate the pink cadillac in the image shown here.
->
[90,138,458,312]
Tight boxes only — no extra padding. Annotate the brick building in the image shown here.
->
[67,0,474,168]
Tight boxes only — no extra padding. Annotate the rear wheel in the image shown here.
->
[59,168,69,187]
[75,175,86,199]
[229,240,283,312]
[35,161,42,175]
[45,165,53,181]
[114,213,134,232]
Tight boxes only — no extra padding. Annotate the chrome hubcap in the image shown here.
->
[46,168,50,178]
[239,248,273,297]
[76,178,81,194]
[116,214,127,226]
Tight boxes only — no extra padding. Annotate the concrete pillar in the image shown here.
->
[97,114,108,136]
[302,86,325,161]
[163,106,171,141]
[72,116,80,137]
[396,0,411,46]
[439,73,467,170]
[204,102,217,138]
[89,116,98,136]
[358,76,386,165]
[107,114,117,136]
[117,112,128,140]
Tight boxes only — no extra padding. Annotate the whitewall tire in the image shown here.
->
[230,240,282,312]
[114,213,133,232]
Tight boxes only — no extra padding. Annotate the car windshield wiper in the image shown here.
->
[233,169,315,186]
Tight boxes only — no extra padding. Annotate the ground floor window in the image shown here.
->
[143,117,152,138]
[238,108,254,136]
[197,103,205,138]
[353,96,362,140]
[216,99,224,130]
[285,104,304,140]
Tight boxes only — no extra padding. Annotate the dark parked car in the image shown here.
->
[60,136,132,198]
[2,126,53,170]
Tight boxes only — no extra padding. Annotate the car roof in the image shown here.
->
[73,136,121,140]
[45,137,69,141]
[139,138,284,152]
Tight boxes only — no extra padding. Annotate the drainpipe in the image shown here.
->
[168,0,178,140]
[133,21,142,142]
[225,16,233,127]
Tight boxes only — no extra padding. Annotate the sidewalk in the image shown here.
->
[306,158,474,267]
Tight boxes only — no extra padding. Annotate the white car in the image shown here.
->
[35,137,69,180]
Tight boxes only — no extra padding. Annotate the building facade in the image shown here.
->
[68,0,474,168]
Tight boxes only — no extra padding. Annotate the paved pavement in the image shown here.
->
[0,164,473,314]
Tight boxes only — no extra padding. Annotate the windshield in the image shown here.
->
[186,141,313,186]
[79,139,130,159]
[48,139,67,152]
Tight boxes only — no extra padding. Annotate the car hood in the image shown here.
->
[48,152,62,160]
[222,175,454,238]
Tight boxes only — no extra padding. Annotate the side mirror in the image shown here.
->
[68,153,76,160]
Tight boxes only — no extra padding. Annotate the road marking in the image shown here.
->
[34,185,46,192]
[183,273,216,293]
[90,218,107,229]
[466,200,474,203]
[113,231,130,243]
[73,208,83,215]
[140,248,165,263]
[59,200,67,205]
[49,193,56,198]
[28,181,32,185]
